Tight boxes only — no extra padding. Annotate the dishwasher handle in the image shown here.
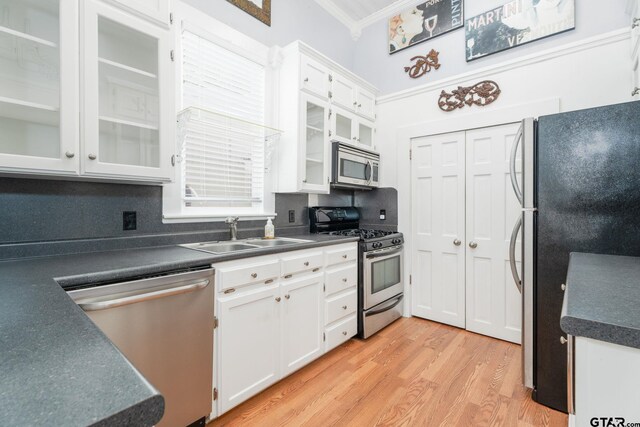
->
[77,279,210,312]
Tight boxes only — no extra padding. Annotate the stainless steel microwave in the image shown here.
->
[332,142,380,190]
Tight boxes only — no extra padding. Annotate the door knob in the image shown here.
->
[285,294,290,300]
[469,241,478,249]
[88,154,97,160]
[560,336,567,345]
[275,297,281,302]
[65,151,75,159]
[561,284,566,291]
[453,239,461,246]
[633,87,640,97]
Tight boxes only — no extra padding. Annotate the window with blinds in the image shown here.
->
[180,27,266,210]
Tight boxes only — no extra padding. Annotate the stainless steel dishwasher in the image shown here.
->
[67,268,214,427]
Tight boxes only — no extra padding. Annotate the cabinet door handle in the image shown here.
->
[469,241,478,249]
[304,261,309,266]
[223,288,235,294]
[88,154,97,160]
[304,77,309,82]
[561,283,566,291]
[285,294,290,300]
[353,101,358,106]
[560,336,568,345]
[342,331,348,336]
[251,273,258,279]
[342,254,348,259]
[65,151,75,159]
[312,268,320,272]
[633,18,640,29]
[358,104,362,108]
[284,274,293,279]
[342,305,348,310]
[453,239,462,246]
[265,279,274,284]
[275,297,281,302]
[342,278,348,282]
[633,87,640,97]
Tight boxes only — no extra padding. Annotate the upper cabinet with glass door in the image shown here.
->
[104,0,171,27]
[0,0,78,175]
[82,0,173,182]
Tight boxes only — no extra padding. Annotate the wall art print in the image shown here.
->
[227,0,271,26]
[388,0,463,54]
[465,0,575,62]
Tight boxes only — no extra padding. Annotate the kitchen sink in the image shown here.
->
[243,238,313,247]
[181,238,313,254]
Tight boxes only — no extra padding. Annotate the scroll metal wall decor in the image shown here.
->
[438,80,501,112]
[404,49,441,79]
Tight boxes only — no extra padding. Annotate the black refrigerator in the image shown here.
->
[510,101,640,412]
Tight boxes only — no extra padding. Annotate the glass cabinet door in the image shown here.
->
[358,121,375,150]
[331,108,355,145]
[82,0,172,181]
[301,94,328,191]
[0,0,78,173]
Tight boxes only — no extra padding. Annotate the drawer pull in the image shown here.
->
[275,297,281,302]
[265,279,274,284]
[342,254,348,259]
[251,273,258,279]
[342,305,348,310]
[285,294,290,300]
[342,278,348,282]
[224,288,236,294]
[312,268,320,272]
[342,331,348,336]
[284,274,293,279]
[304,261,310,266]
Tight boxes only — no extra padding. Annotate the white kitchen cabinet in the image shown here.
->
[629,0,640,99]
[281,273,324,376]
[104,0,171,27]
[571,336,640,426]
[217,283,281,415]
[355,87,376,121]
[300,54,329,100]
[0,0,79,175]
[329,107,376,151]
[275,41,377,194]
[213,242,358,418]
[82,0,174,182]
[330,72,356,111]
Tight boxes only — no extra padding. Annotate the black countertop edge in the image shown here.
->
[0,234,358,426]
[560,252,640,349]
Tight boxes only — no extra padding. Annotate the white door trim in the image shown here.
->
[399,98,560,317]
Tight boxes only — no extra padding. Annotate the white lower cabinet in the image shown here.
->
[217,284,280,415]
[281,273,324,376]
[213,242,358,418]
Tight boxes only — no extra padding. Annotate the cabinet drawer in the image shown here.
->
[282,251,324,277]
[325,314,357,352]
[325,289,357,325]
[325,245,358,266]
[325,264,357,296]
[217,259,280,292]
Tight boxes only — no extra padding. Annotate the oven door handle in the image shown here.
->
[366,247,403,259]
[365,294,404,316]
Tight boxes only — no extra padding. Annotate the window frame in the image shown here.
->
[163,1,277,223]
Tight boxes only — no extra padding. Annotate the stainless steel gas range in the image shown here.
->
[309,207,404,338]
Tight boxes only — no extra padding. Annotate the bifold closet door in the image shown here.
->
[411,132,466,328]
[465,124,522,344]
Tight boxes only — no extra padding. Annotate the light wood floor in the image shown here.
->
[210,317,567,427]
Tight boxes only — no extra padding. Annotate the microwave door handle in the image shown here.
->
[510,123,524,205]
[365,161,372,182]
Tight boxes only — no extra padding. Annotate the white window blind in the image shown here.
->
[180,28,266,209]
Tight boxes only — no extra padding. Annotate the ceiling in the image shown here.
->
[315,0,418,40]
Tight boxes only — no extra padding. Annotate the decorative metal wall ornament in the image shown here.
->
[438,80,501,112]
[404,50,441,79]
[227,0,271,26]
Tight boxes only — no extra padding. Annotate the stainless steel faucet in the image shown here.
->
[225,217,240,241]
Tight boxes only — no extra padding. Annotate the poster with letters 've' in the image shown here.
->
[389,0,464,54]
[465,0,575,61]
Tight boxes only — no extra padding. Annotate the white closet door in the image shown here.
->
[465,123,522,343]
[411,132,466,328]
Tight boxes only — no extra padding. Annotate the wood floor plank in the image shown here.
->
[209,317,567,427]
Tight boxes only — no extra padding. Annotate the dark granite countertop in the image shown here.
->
[560,252,640,349]
[0,234,358,426]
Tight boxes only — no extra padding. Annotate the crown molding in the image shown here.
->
[315,0,419,41]
[378,28,630,104]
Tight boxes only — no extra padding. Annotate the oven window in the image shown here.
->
[371,255,401,294]
[340,159,366,180]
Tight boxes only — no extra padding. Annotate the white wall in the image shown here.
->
[182,0,357,71]
[352,0,630,95]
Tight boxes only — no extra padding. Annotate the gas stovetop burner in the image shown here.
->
[327,229,396,240]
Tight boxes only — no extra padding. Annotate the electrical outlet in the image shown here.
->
[288,210,295,223]
[123,211,137,231]
[380,209,386,220]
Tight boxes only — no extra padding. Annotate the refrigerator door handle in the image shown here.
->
[509,215,523,293]
[510,123,524,205]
